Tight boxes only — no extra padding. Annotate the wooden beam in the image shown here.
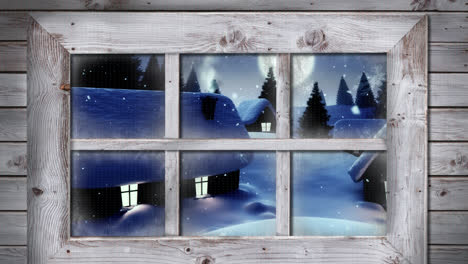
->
[429,74,468,107]
[71,138,388,151]
[430,43,468,73]
[2,0,466,11]
[429,143,468,175]
[0,12,29,41]
[429,245,468,264]
[0,247,26,264]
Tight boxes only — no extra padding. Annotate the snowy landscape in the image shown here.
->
[70,54,387,237]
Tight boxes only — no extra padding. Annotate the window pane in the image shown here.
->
[181,151,276,236]
[292,54,387,139]
[180,55,277,139]
[292,151,387,236]
[71,54,165,139]
[71,151,165,237]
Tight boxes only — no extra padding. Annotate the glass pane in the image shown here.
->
[180,151,276,236]
[292,151,387,236]
[292,54,387,139]
[71,151,165,237]
[71,54,165,138]
[180,54,277,139]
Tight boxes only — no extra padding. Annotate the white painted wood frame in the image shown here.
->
[27,12,428,264]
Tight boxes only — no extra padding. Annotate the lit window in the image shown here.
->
[121,184,138,207]
[261,122,271,132]
[195,176,209,198]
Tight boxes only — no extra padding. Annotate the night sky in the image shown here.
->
[141,54,386,107]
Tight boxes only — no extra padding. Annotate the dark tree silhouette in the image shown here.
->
[355,72,377,108]
[375,80,387,119]
[210,79,221,94]
[72,55,144,90]
[336,76,354,105]
[141,55,165,90]
[258,67,277,109]
[183,66,201,92]
[298,82,333,138]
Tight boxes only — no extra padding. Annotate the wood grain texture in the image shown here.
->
[71,138,388,151]
[429,109,468,141]
[30,12,422,53]
[0,74,27,107]
[0,12,29,41]
[0,143,26,175]
[165,151,179,236]
[50,237,402,264]
[0,109,26,141]
[386,17,427,264]
[276,151,290,236]
[429,212,468,244]
[1,12,468,41]
[0,177,26,210]
[276,54,290,139]
[165,54,179,139]
[0,213,26,245]
[429,143,468,176]
[429,13,468,42]
[430,43,468,73]
[27,20,70,264]
[429,74,468,107]
[429,245,468,264]
[0,247,26,264]
[0,42,26,72]
[429,177,468,210]
[2,0,467,10]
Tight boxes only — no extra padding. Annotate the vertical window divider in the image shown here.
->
[276,54,291,236]
[164,53,180,236]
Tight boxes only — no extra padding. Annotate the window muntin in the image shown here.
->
[121,184,138,207]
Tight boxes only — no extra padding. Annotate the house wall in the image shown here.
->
[0,1,467,263]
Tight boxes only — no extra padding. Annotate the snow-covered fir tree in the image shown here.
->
[210,79,221,94]
[299,82,333,138]
[141,55,164,90]
[375,80,387,119]
[183,66,201,92]
[335,76,354,105]
[258,67,277,109]
[355,72,377,108]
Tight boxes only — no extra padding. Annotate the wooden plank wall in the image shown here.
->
[0,2,467,263]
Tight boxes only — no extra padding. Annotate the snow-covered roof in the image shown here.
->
[72,87,252,188]
[332,119,386,139]
[237,99,275,126]
[347,125,387,182]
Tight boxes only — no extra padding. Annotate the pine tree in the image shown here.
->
[298,82,333,138]
[183,66,201,92]
[319,89,327,106]
[72,55,143,90]
[258,67,277,109]
[141,55,165,90]
[355,72,377,108]
[210,79,221,94]
[336,76,354,105]
[375,80,387,119]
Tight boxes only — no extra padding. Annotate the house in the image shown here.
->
[237,99,276,133]
[71,87,254,235]
[347,125,387,209]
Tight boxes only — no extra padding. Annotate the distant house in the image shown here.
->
[237,99,276,133]
[71,88,253,234]
[347,125,387,209]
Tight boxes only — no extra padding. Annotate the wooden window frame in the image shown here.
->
[27,12,427,264]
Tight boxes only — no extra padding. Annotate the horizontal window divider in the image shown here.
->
[68,236,387,241]
[71,138,387,151]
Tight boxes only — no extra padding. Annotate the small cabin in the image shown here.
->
[237,99,276,133]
